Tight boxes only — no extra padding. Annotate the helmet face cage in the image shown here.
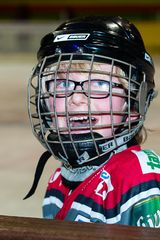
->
[28,52,148,166]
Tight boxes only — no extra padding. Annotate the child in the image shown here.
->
[25,16,160,227]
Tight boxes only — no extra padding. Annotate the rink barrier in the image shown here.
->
[0,215,160,240]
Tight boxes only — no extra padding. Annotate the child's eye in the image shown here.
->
[57,80,67,89]
[90,80,110,91]
[56,80,74,90]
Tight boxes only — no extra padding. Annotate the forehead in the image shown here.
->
[44,60,122,74]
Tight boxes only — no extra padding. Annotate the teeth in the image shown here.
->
[70,116,88,121]
[91,117,96,121]
[69,116,96,122]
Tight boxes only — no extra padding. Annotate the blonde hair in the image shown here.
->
[135,126,147,144]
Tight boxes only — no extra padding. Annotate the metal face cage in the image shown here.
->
[28,53,146,167]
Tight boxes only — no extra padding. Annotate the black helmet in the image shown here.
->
[38,16,154,90]
[28,16,156,168]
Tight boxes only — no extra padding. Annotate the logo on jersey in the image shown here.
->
[132,196,160,227]
[143,150,160,171]
[49,170,61,183]
[54,33,90,42]
[132,150,160,174]
[95,170,114,200]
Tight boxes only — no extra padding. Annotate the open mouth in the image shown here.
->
[69,116,97,128]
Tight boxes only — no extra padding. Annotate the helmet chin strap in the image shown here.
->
[23,151,52,200]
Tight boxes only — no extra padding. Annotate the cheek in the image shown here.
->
[90,98,107,111]
[112,96,125,111]
[90,96,125,111]
[48,97,65,112]
[48,98,66,128]
[91,97,125,126]
[109,96,126,124]
[56,99,65,112]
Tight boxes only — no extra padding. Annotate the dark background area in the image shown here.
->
[0,0,160,21]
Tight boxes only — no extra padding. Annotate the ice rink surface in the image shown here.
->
[0,53,160,218]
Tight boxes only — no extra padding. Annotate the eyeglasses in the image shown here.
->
[46,79,124,99]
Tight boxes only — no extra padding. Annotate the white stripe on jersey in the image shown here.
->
[107,188,160,224]
[43,196,63,209]
[71,188,160,224]
[71,202,106,222]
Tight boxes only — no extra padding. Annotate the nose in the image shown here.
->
[68,86,88,106]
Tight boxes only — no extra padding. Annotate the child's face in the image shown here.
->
[44,62,126,139]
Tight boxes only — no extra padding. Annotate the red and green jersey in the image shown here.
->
[43,145,160,227]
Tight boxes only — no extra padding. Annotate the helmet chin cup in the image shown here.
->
[47,132,105,167]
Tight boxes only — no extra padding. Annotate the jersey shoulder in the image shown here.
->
[105,146,160,176]
[102,146,160,194]
[102,145,142,177]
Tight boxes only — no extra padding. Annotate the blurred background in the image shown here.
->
[0,0,160,218]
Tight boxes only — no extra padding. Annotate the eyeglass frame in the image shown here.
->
[46,78,124,99]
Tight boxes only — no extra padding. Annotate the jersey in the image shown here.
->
[42,145,160,227]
